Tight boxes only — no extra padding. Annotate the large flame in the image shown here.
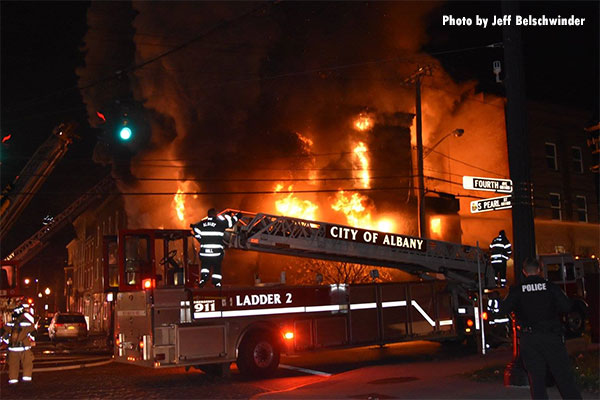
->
[173,185,186,222]
[353,141,370,188]
[331,190,395,232]
[274,184,318,220]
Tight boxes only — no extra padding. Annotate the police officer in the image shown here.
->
[1,302,36,384]
[190,208,242,287]
[489,230,512,287]
[490,258,581,399]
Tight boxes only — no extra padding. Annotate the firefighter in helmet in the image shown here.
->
[489,230,512,287]
[190,208,242,287]
[1,301,36,384]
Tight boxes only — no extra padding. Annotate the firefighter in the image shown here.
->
[1,301,36,384]
[488,258,581,400]
[190,208,242,287]
[489,229,512,287]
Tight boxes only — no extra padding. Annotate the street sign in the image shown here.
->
[470,195,512,213]
[462,176,513,193]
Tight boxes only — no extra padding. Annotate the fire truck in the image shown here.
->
[537,253,595,337]
[112,209,500,377]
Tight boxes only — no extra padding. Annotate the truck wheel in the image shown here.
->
[565,308,585,337]
[237,332,280,378]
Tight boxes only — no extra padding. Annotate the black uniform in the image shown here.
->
[490,231,512,286]
[191,212,239,287]
[498,275,581,399]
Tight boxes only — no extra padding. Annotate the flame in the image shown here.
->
[353,141,370,188]
[331,191,395,232]
[331,191,372,228]
[354,114,373,131]
[173,186,186,222]
[274,184,318,220]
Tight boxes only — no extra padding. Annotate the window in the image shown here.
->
[575,196,587,222]
[549,193,562,220]
[546,263,562,282]
[545,142,557,170]
[571,147,583,173]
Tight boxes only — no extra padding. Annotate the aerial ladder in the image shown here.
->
[0,122,78,241]
[226,210,495,291]
[1,175,115,316]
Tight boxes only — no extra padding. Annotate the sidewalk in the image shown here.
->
[258,338,598,399]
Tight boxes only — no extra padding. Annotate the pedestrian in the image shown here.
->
[1,301,36,384]
[489,229,512,287]
[190,208,242,287]
[489,258,582,399]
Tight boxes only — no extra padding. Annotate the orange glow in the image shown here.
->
[142,278,154,290]
[296,132,313,151]
[139,340,144,349]
[377,218,395,233]
[173,186,186,222]
[466,319,474,327]
[430,217,441,236]
[283,331,294,340]
[354,114,373,131]
[353,142,370,188]
[482,311,488,321]
[274,184,318,220]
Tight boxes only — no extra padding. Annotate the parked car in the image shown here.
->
[48,312,88,341]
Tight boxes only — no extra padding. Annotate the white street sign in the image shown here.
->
[470,195,512,213]
[463,176,513,193]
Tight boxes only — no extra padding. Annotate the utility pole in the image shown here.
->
[502,0,536,387]
[405,65,432,238]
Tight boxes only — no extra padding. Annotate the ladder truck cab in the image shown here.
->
[112,210,500,377]
[538,253,594,337]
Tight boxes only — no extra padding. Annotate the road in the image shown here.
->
[1,338,596,399]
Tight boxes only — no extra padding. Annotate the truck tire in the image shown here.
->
[565,308,585,337]
[237,332,280,378]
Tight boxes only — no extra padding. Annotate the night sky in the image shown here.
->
[1,1,598,286]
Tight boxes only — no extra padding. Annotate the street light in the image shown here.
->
[416,128,465,238]
[423,129,464,159]
[44,287,51,296]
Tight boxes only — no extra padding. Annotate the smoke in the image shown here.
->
[77,2,509,247]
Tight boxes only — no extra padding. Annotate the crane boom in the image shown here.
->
[225,210,494,289]
[0,122,78,240]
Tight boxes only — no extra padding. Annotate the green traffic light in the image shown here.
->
[119,126,132,141]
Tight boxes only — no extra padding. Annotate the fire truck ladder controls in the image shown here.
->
[0,122,78,240]
[225,210,495,290]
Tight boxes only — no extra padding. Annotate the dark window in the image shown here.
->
[545,143,557,170]
[565,263,575,281]
[549,193,562,220]
[56,314,86,324]
[124,235,150,286]
[546,263,562,281]
[571,147,583,173]
[575,196,587,222]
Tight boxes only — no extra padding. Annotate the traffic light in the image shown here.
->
[118,115,133,141]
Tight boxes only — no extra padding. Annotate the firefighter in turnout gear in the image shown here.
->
[489,229,512,287]
[190,208,242,287]
[1,302,36,384]
[488,258,581,400]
